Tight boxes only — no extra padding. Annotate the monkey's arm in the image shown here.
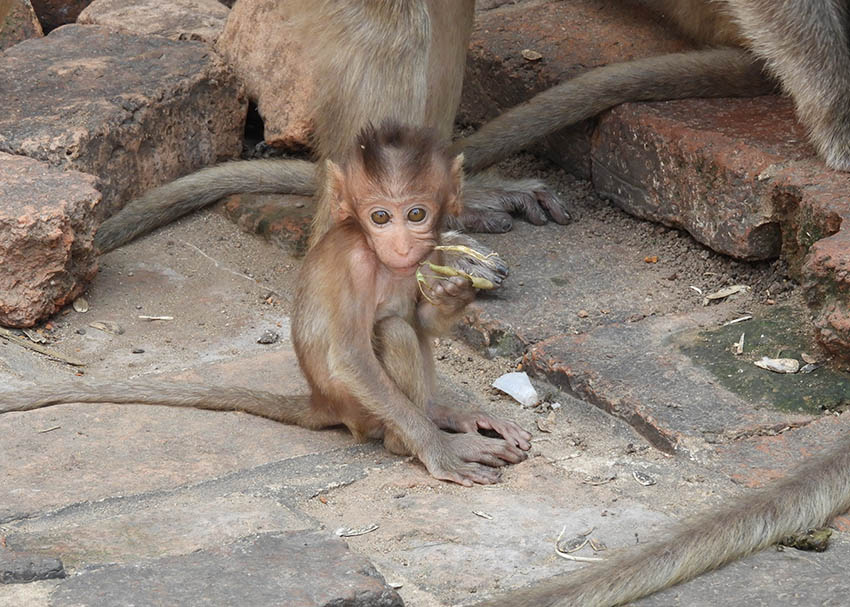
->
[95,159,316,253]
[455,48,774,173]
[417,274,476,336]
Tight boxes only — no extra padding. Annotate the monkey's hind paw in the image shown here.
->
[456,174,573,233]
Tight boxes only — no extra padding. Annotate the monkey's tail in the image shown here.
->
[0,382,317,427]
[476,434,850,607]
[95,159,317,253]
[456,48,776,173]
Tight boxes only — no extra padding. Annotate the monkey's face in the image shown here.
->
[358,199,439,276]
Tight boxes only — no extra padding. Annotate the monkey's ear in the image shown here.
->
[445,153,464,217]
[326,160,353,222]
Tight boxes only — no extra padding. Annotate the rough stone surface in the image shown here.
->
[0,153,100,327]
[0,0,42,50]
[591,98,807,261]
[0,550,64,584]
[461,0,693,177]
[216,0,312,149]
[28,0,91,32]
[78,0,229,45]
[0,24,246,217]
[220,192,313,255]
[49,532,402,607]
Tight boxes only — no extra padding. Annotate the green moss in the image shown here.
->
[675,307,850,413]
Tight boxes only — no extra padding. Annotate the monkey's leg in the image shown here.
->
[448,171,573,233]
[374,316,431,457]
[725,0,850,171]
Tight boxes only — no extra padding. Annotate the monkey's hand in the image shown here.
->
[449,172,572,233]
[420,432,528,486]
[427,404,532,451]
[437,232,509,289]
[418,275,477,336]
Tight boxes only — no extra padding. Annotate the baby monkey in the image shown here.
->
[0,123,530,486]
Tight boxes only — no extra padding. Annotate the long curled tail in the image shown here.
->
[455,48,776,173]
[95,159,317,253]
[477,433,850,607]
[0,381,316,426]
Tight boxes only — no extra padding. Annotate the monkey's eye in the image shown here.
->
[370,210,391,225]
[407,207,427,222]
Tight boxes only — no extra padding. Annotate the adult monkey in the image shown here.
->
[93,0,571,256]
[457,0,850,173]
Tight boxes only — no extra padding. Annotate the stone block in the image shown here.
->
[28,0,91,32]
[0,153,101,327]
[216,0,312,149]
[78,0,229,45]
[591,96,811,261]
[0,24,246,216]
[0,0,42,50]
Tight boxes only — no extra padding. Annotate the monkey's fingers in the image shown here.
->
[474,416,532,451]
[536,188,572,225]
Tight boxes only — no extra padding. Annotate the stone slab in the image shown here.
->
[78,0,229,45]
[0,24,246,216]
[0,0,42,51]
[0,152,101,327]
[48,531,402,607]
[216,0,312,148]
[0,550,63,584]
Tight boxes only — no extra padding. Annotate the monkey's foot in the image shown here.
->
[452,172,572,233]
[428,403,532,451]
[420,432,528,486]
[438,231,509,288]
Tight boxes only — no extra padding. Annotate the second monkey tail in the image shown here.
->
[475,432,850,607]
[0,381,317,427]
[455,48,776,173]
[95,159,317,254]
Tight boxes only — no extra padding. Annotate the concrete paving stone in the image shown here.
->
[78,0,229,45]
[47,531,403,607]
[460,0,694,177]
[0,152,101,327]
[522,313,817,455]
[0,549,64,584]
[0,24,246,216]
[28,0,92,32]
[0,0,42,51]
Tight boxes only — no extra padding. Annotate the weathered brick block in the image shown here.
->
[0,0,42,51]
[78,0,229,45]
[0,153,101,327]
[591,97,812,260]
[0,24,246,217]
[216,0,312,149]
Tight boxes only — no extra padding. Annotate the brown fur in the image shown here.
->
[1,124,532,486]
[457,0,850,172]
[94,0,569,258]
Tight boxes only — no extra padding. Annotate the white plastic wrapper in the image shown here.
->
[492,372,539,407]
